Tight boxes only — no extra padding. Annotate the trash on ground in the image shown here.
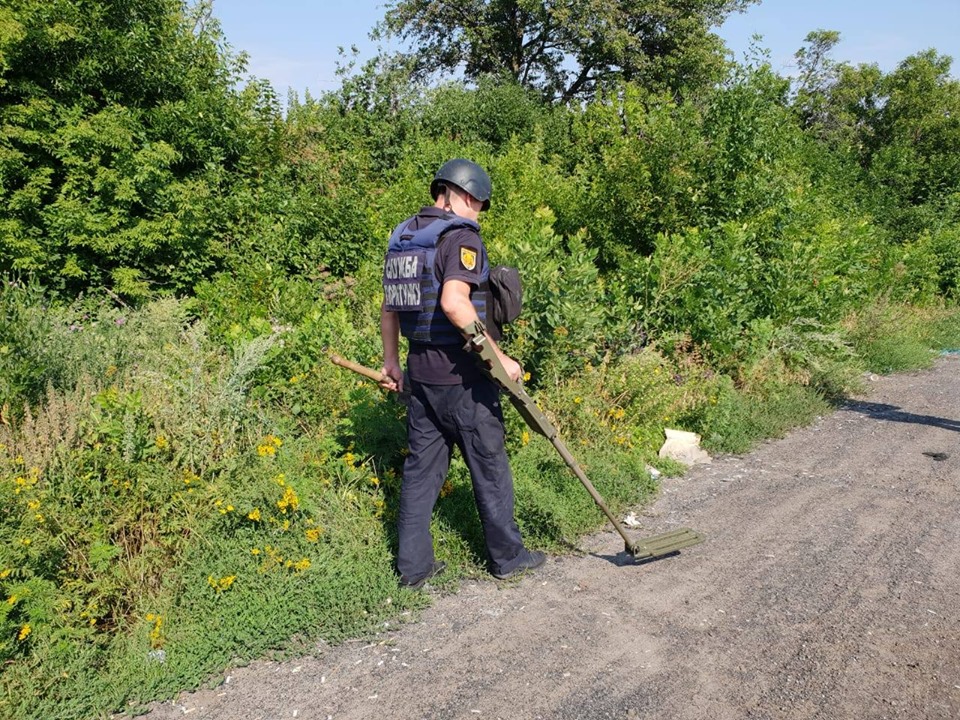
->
[659,428,712,466]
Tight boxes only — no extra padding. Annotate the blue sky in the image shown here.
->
[212,0,960,99]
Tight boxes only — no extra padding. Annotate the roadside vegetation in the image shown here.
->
[2,1,959,717]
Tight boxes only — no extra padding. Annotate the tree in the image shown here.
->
[378,0,758,102]
[0,0,277,297]
[867,51,960,233]
[791,38,960,236]
[790,30,885,157]
[792,29,841,128]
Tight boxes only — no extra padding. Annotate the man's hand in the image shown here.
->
[499,353,523,384]
[380,360,403,393]
[380,302,403,393]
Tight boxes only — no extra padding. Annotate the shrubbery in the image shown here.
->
[0,290,422,717]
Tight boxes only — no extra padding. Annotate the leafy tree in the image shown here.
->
[792,29,842,129]
[790,31,885,158]
[378,0,758,102]
[0,0,277,297]
[790,38,960,238]
[866,51,960,231]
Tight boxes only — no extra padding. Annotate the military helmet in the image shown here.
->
[430,158,492,211]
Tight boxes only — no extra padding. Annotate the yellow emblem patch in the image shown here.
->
[460,247,478,271]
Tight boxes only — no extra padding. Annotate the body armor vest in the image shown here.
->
[383,213,488,345]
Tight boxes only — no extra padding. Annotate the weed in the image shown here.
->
[845,302,942,374]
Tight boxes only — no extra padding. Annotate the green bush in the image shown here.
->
[0,0,280,296]
[0,294,423,719]
[497,212,609,384]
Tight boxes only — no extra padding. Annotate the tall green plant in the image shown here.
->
[0,0,279,296]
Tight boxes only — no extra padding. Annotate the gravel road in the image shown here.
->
[144,356,960,720]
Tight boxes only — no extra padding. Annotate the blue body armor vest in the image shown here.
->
[382,213,488,345]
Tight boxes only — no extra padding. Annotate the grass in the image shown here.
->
[2,285,959,719]
[700,381,832,454]
[846,302,960,374]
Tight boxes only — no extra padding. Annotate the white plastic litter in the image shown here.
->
[658,428,712,466]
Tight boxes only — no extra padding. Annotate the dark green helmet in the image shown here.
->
[430,158,492,211]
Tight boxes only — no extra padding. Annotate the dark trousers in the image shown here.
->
[397,377,525,581]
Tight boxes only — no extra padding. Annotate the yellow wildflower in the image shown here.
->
[18,625,31,641]
[305,528,323,542]
[523,371,531,382]
[207,575,236,593]
[149,615,164,648]
[521,430,530,446]
[439,479,454,499]
[155,435,168,450]
[292,557,311,572]
[250,547,261,555]
[0,569,10,579]
[26,499,40,511]
[247,508,261,521]
[277,486,299,513]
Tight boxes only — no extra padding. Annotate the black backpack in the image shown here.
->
[487,264,522,340]
[435,226,522,340]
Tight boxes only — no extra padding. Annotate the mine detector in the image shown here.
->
[331,321,703,562]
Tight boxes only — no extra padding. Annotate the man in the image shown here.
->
[380,158,546,589]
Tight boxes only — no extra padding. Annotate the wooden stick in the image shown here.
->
[329,354,386,383]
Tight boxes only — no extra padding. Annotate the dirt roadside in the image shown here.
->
[144,356,960,720]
